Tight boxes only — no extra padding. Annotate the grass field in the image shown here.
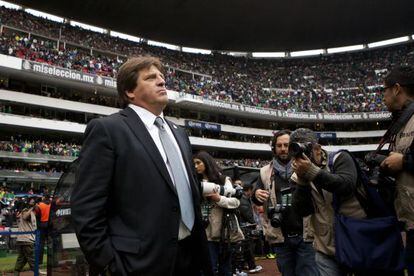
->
[0,254,46,272]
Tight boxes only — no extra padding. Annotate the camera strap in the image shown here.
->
[267,171,277,208]
[377,101,414,152]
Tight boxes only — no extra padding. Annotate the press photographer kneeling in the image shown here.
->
[252,130,318,276]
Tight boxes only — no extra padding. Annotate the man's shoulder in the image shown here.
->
[329,150,355,169]
[88,111,124,127]
[260,162,272,173]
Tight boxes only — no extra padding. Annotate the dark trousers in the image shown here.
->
[273,235,318,276]
[95,235,206,276]
[208,241,232,276]
[407,230,414,276]
[241,239,256,269]
[38,222,48,264]
[14,242,34,272]
[173,235,201,276]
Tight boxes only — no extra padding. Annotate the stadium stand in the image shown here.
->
[0,6,413,113]
[1,2,413,275]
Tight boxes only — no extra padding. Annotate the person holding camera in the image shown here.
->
[290,128,366,276]
[194,151,244,276]
[381,66,414,274]
[14,197,37,275]
[252,130,317,276]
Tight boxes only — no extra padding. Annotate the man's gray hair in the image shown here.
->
[290,128,318,144]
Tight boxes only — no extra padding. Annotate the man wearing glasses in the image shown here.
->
[381,66,414,275]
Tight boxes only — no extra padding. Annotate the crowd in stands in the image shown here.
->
[1,6,413,113]
[0,138,81,157]
[0,32,123,77]
[0,187,15,204]
[0,135,270,170]
[0,162,67,173]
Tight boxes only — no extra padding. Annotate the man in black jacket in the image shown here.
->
[238,181,255,225]
[71,56,212,276]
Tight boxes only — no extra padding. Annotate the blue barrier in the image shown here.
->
[0,229,41,276]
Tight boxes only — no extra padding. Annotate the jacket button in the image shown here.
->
[172,207,178,212]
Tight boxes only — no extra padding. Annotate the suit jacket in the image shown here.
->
[71,107,212,275]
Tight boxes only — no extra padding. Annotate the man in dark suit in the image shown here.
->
[71,56,212,275]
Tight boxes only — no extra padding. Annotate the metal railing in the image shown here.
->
[0,229,41,276]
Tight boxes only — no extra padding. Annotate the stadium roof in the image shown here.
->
[8,0,414,52]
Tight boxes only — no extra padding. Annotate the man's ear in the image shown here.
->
[125,90,134,100]
[394,83,402,97]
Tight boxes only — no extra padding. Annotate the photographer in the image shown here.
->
[252,130,317,276]
[237,180,263,274]
[290,128,366,276]
[194,151,244,276]
[381,66,414,274]
[13,197,37,275]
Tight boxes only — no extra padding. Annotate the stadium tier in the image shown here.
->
[0,3,404,186]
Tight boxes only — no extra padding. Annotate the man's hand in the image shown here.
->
[381,152,404,172]
[292,154,312,178]
[255,189,270,203]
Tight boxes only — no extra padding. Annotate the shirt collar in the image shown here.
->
[128,104,164,129]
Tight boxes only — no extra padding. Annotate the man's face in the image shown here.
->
[311,144,322,165]
[274,134,290,162]
[126,65,168,115]
[244,188,253,197]
[383,84,399,112]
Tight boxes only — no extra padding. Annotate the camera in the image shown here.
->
[267,204,286,228]
[12,198,29,212]
[267,187,292,228]
[364,152,387,169]
[240,223,262,238]
[363,152,397,212]
[364,152,396,186]
[201,181,243,199]
[289,142,313,158]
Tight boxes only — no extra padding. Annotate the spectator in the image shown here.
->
[36,195,51,264]
[13,197,37,275]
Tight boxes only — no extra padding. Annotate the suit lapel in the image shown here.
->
[120,108,176,194]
